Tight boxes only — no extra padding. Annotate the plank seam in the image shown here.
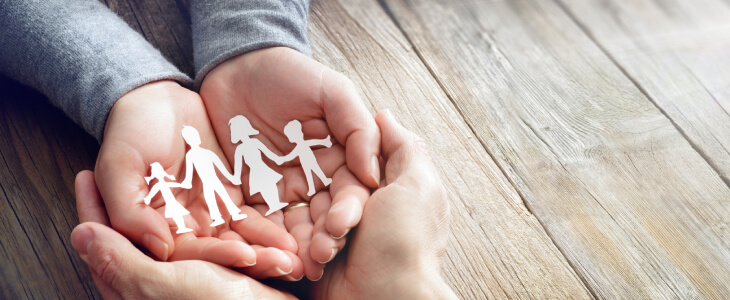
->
[553,0,730,189]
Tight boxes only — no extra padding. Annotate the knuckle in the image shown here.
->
[94,248,122,287]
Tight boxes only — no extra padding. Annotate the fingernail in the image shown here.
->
[275,266,293,276]
[284,274,304,281]
[241,260,256,267]
[71,225,94,259]
[370,155,380,185]
[325,248,338,263]
[311,268,325,281]
[330,228,349,240]
[142,233,169,262]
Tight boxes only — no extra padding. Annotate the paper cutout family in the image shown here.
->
[144,116,332,234]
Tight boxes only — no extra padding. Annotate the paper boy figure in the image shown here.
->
[229,116,288,216]
[144,162,193,234]
[278,120,333,196]
[179,126,247,226]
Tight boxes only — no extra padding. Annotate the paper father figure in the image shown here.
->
[179,126,247,226]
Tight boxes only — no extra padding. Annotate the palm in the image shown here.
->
[201,47,376,280]
[95,81,295,271]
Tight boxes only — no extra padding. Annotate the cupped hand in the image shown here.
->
[199,47,377,279]
[71,171,294,300]
[93,81,297,276]
[312,111,458,299]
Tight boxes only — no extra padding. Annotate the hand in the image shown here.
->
[323,136,333,148]
[71,172,294,299]
[93,81,297,276]
[312,111,457,299]
[200,47,376,279]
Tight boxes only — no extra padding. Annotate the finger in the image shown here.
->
[375,110,433,181]
[239,246,294,279]
[322,69,380,188]
[311,213,347,265]
[279,250,305,282]
[95,152,174,262]
[325,166,370,238]
[75,170,110,226]
[231,206,297,253]
[170,235,257,267]
[70,222,161,297]
[284,204,325,281]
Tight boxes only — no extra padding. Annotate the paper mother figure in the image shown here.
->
[229,116,289,216]
[279,120,333,196]
[179,126,247,226]
[143,162,193,234]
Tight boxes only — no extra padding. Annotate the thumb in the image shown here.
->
[375,110,433,181]
[71,222,162,297]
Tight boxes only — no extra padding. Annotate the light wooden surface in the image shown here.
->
[1,0,729,299]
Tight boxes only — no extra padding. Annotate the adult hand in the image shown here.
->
[94,81,297,277]
[71,171,295,299]
[200,47,376,279]
[312,111,458,299]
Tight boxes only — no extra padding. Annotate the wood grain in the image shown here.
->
[308,0,591,298]
[0,79,101,299]
[380,0,730,298]
[558,0,730,188]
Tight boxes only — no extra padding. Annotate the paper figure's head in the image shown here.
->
[181,126,201,146]
[283,120,304,143]
[145,162,175,184]
[228,115,260,143]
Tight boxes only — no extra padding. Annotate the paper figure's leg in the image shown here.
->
[262,186,287,216]
[305,169,316,196]
[313,166,332,187]
[217,187,246,221]
[204,187,225,227]
[173,216,193,234]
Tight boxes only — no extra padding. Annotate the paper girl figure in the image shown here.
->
[228,116,288,216]
[279,120,333,196]
[179,126,247,227]
[144,162,193,234]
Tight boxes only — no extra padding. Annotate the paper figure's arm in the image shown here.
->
[180,154,194,189]
[256,140,289,165]
[305,136,333,148]
[143,184,161,205]
[212,153,238,184]
[232,146,244,185]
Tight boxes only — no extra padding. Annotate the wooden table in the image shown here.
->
[2,0,729,298]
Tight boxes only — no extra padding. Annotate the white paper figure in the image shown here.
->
[279,120,333,196]
[229,116,288,216]
[179,126,247,226]
[143,162,193,234]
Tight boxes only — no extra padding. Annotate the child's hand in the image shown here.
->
[323,136,333,148]
[94,81,299,278]
[200,47,378,280]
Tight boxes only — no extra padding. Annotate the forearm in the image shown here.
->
[190,0,311,88]
[0,0,191,142]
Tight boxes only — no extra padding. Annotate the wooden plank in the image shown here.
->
[556,0,730,187]
[0,79,101,299]
[380,0,730,298]
[308,1,591,298]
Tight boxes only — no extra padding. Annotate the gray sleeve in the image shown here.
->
[191,0,311,89]
[0,0,193,142]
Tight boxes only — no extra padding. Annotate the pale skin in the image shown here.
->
[92,81,300,278]
[201,47,378,279]
[71,111,456,299]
